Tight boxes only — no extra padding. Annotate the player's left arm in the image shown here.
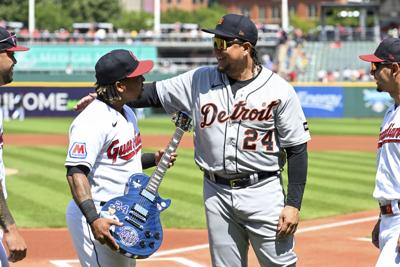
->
[277,142,308,238]
[142,150,177,169]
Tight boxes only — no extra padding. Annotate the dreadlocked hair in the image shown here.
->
[95,83,121,104]
[250,47,262,68]
[250,47,262,76]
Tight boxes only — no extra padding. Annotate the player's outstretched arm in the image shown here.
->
[73,92,97,112]
[142,150,177,169]
[66,172,122,250]
[0,186,27,262]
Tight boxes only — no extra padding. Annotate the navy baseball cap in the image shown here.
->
[359,37,400,63]
[0,27,29,52]
[95,49,154,85]
[202,14,258,46]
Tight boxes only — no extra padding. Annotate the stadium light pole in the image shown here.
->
[28,0,35,41]
[154,0,161,36]
[281,0,289,31]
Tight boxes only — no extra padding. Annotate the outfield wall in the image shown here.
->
[0,82,390,118]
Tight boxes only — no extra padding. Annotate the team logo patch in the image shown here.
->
[69,142,87,159]
[303,122,309,131]
[118,226,139,247]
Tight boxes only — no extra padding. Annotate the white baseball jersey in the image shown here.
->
[373,105,400,201]
[0,109,7,199]
[156,66,310,174]
[65,99,143,202]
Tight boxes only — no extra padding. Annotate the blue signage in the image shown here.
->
[294,86,344,118]
[0,86,93,117]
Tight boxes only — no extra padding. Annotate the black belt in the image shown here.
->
[380,201,400,215]
[204,170,279,189]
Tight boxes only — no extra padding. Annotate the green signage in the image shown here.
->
[14,44,157,71]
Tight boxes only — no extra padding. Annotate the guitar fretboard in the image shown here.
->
[146,128,185,194]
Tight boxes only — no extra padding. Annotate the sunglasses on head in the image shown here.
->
[213,37,244,50]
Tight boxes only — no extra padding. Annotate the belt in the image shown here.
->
[379,200,400,215]
[204,170,279,189]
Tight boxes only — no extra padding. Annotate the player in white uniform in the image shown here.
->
[65,49,176,267]
[360,38,400,267]
[75,14,311,267]
[0,26,28,266]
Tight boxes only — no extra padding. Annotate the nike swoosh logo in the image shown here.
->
[112,121,117,127]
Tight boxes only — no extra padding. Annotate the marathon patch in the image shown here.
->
[303,122,309,131]
[69,142,87,159]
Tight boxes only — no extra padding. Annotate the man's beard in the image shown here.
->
[1,71,13,85]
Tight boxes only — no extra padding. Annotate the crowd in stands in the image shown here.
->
[317,67,373,83]
[0,20,281,45]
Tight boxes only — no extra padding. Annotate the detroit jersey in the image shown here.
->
[156,66,311,174]
[374,105,400,200]
[65,99,142,202]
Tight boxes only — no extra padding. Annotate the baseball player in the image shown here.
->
[359,37,400,267]
[0,26,28,266]
[76,14,310,267]
[65,49,176,267]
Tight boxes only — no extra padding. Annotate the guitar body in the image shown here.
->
[100,173,171,259]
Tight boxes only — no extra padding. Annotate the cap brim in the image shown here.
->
[6,45,29,52]
[359,54,384,62]
[126,60,154,78]
[201,28,236,39]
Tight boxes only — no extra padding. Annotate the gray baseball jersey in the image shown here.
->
[156,66,310,174]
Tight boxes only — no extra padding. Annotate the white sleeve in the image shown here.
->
[276,86,311,147]
[156,68,198,114]
[65,117,105,170]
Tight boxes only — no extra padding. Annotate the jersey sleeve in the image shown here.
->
[65,116,105,170]
[156,68,198,114]
[276,85,311,147]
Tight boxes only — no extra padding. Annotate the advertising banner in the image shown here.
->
[0,85,93,117]
[344,87,392,117]
[294,86,344,118]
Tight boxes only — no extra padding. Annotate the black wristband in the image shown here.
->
[142,153,157,169]
[78,199,100,224]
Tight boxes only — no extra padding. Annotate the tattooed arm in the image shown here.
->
[0,185,27,262]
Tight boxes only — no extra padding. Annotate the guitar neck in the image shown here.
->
[145,127,185,194]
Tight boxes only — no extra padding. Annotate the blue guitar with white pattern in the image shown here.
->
[100,112,192,259]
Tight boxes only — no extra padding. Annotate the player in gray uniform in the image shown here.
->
[75,14,310,267]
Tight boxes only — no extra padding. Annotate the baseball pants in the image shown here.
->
[0,230,8,267]
[203,176,297,267]
[376,213,400,266]
[66,200,136,267]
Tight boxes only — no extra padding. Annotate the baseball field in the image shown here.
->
[3,116,381,266]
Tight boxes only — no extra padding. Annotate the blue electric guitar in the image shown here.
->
[100,112,192,259]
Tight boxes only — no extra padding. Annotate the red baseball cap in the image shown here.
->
[359,38,400,63]
[0,27,29,52]
[95,49,154,85]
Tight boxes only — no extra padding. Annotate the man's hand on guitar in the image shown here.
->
[90,218,123,251]
[74,92,97,112]
[155,149,177,168]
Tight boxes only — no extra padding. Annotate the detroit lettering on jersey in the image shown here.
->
[378,123,400,148]
[200,100,280,128]
[107,133,142,163]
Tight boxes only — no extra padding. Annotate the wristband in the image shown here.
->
[78,199,100,224]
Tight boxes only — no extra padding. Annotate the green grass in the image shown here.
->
[2,117,380,228]
[308,118,381,136]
